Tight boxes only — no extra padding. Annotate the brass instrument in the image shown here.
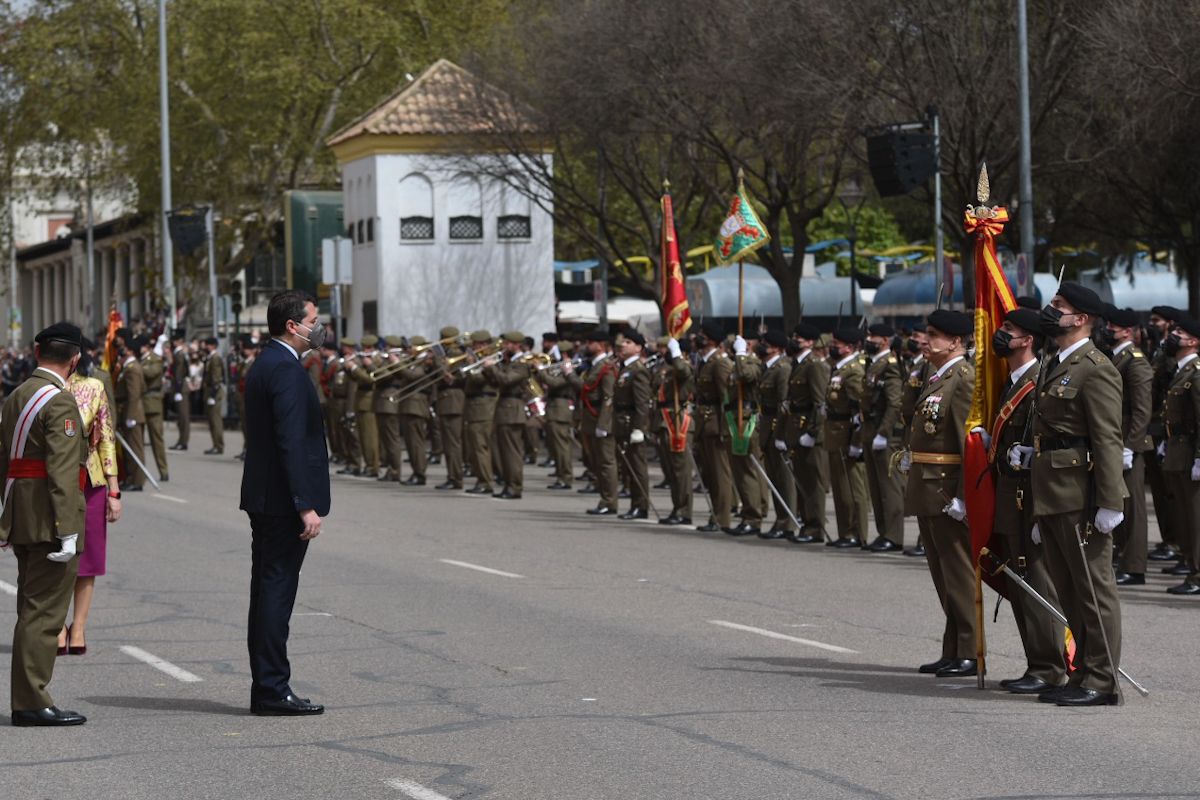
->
[389,351,476,404]
[368,330,484,383]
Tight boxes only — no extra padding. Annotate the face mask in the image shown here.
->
[827,344,843,361]
[1096,327,1117,349]
[992,330,1015,357]
[294,320,326,351]
[863,340,881,356]
[1163,334,1182,356]
[906,339,921,355]
[753,343,768,360]
[1040,305,1067,337]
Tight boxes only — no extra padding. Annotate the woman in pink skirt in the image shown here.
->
[57,344,122,655]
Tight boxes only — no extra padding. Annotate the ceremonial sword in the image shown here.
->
[115,430,162,491]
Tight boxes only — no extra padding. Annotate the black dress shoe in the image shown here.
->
[378,473,396,482]
[125,485,143,492]
[1053,686,1119,707]
[402,476,426,486]
[465,485,491,494]
[936,659,978,677]
[547,481,572,490]
[789,532,819,544]
[336,467,357,475]
[619,508,648,520]
[1166,581,1200,595]
[868,537,902,553]
[918,657,954,674]
[11,706,86,726]
[577,485,597,494]
[428,456,442,465]
[653,480,671,490]
[618,489,632,499]
[160,475,169,483]
[1004,675,1057,694]
[1115,572,1145,586]
[903,545,927,557]
[586,506,616,516]
[250,693,324,716]
[169,443,186,451]
[1037,685,1073,703]
[696,522,722,532]
[658,515,690,526]
[758,527,787,540]
[1163,562,1192,576]
[831,537,861,549]
[204,448,223,455]
[724,522,760,536]
[1148,546,1179,561]
[434,481,461,490]
[493,489,520,499]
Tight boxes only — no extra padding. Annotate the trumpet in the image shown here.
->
[390,352,476,404]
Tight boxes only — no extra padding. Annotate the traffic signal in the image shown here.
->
[231,280,244,315]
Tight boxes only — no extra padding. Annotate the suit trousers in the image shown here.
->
[1164,470,1200,573]
[146,412,168,478]
[124,421,146,487]
[495,422,525,495]
[828,450,867,540]
[591,432,619,511]
[791,445,828,536]
[357,412,378,474]
[377,413,403,479]
[174,392,190,446]
[247,512,310,703]
[207,395,225,452]
[401,415,429,479]
[1116,454,1148,574]
[547,420,573,484]
[919,514,977,659]
[1037,510,1122,694]
[698,430,734,528]
[466,420,494,491]
[997,529,1068,685]
[440,414,464,485]
[865,443,905,542]
[10,542,77,710]
[731,437,767,526]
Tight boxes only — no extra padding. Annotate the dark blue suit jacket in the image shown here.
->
[239,339,331,517]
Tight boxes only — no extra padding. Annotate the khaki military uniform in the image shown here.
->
[333,355,362,470]
[613,356,652,514]
[373,357,404,481]
[1162,354,1200,584]
[1147,348,1180,551]
[654,354,695,520]
[0,370,87,711]
[484,357,532,496]
[398,360,434,482]
[824,354,868,542]
[464,364,498,492]
[1031,341,1126,695]
[575,355,618,511]
[436,351,467,488]
[695,349,735,529]
[171,346,190,447]
[991,360,1067,685]
[140,351,168,479]
[862,350,905,545]
[202,349,226,453]
[1111,342,1153,575]
[539,366,577,487]
[321,354,342,459]
[350,358,379,476]
[116,356,147,487]
[785,350,829,538]
[757,354,793,531]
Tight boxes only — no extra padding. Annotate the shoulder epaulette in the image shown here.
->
[1132,351,1143,358]
[1086,349,1108,365]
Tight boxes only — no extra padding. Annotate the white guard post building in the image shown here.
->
[325,59,555,341]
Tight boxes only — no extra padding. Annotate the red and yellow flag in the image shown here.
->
[101,305,124,374]
[660,187,691,339]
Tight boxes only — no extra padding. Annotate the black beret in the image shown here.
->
[1005,308,1042,337]
[1177,316,1200,339]
[116,327,132,341]
[542,332,558,342]
[763,330,788,348]
[1106,306,1139,328]
[700,320,725,343]
[132,335,150,350]
[623,329,645,347]
[867,323,895,338]
[239,334,255,347]
[927,309,973,338]
[792,322,821,341]
[586,329,609,343]
[1015,295,1041,311]
[171,328,187,340]
[1151,305,1182,322]
[205,336,219,346]
[35,322,82,348]
[81,337,96,351]
[911,321,927,333]
[833,327,864,344]
[1055,281,1105,316]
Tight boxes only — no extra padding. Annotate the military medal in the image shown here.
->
[924,420,936,434]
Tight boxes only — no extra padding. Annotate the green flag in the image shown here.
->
[714,184,770,265]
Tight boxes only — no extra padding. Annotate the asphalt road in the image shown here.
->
[1,428,1197,800]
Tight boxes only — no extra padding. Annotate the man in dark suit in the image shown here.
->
[240,291,330,716]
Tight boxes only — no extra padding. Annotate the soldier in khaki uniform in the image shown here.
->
[757,331,794,538]
[398,336,434,486]
[137,336,169,481]
[1161,316,1200,596]
[483,331,532,499]
[464,331,499,494]
[784,324,829,543]
[1027,283,1126,705]
[986,308,1067,694]
[823,328,868,547]
[655,336,694,525]
[693,321,735,532]
[1147,306,1183,564]
[350,335,380,477]
[372,336,405,482]
[1102,306,1154,586]
[903,309,976,678]
[574,330,619,515]
[233,336,256,461]
[169,329,191,450]
[612,331,652,520]
[899,324,930,556]
[861,323,905,551]
[538,342,577,490]
[201,336,226,454]
[436,327,467,490]
[116,339,147,490]
[724,334,766,535]
[1,323,88,726]
[334,341,364,474]
[319,341,341,461]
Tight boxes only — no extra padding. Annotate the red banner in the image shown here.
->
[661,190,691,339]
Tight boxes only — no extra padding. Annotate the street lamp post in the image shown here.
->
[838,176,867,322]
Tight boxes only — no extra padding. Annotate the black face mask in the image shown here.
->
[863,340,881,356]
[827,344,843,361]
[753,343,768,360]
[1163,334,1182,356]
[992,329,1016,357]
[1096,327,1117,349]
[1040,305,1067,337]
[906,339,921,355]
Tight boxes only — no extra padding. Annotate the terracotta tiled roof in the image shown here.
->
[326,59,540,146]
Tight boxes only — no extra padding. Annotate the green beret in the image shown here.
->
[361,334,379,347]
[409,335,427,347]
[440,326,460,340]
[383,335,404,348]
[559,340,575,353]
[340,339,358,348]
[471,330,493,344]
[502,330,524,344]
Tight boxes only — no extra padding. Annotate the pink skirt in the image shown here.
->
[78,484,107,577]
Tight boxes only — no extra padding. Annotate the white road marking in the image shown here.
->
[438,559,525,579]
[708,620,858,654]
[294,612,333,617]
[385,779,455,800]
[151,493,188,504]
[0,578,15,596]
[119,645,203,682]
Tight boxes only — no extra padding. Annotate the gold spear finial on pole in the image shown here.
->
[976,162,991,205]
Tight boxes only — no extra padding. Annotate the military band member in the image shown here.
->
[904,309,976,678]
[138,335,169,482]
[757,331,794,538]
[987,308,1067,694]
[201,336,226,455]
[576,331,619,515]
[436,326,467,491]
[484,331,532,499]
[539,342,577,490]
[319,341,342,462]
[1161,316,1200,596]
[350,335,380,477]
[334,340,364,475]
[464,331,498,494]
[1103,306,1154,586]
[899,324,930,556]
[116,337,147,491]
[693,322,735,533]
[373,336,405,482]
[1028,282,1125,706]
[398,336,434,486]
[824,328,868,547]
[1147,305,1183,564]
[861,323,905,552]
[651,336,693,525]
[784,324,829,543]
[169,329,190,451]
[613,331,651,520]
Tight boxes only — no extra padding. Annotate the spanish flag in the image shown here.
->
[101,305,124,374]
[660,185,691,339]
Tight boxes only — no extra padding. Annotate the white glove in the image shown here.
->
[667,338,682,359]
[943,497,967,522]
[899,450,912,474]
[1120,448,1132,471]
[595,427,609,439]
[969,426,991,451]
[345,411,356,420]
[1009,444,1034,470]
[848,445,863,459]
[206,398,216,406]
[799,433,815,448]
[125,419,136,429]
[1030,523,1041,545]
[733,335,747,356]
[1094,507,1124,534]
[549,344,561,360]
[774,439,787,451]
[851,413,862,428]
[1192,458,1200,481]
[630,429,645,445]
[872,434,888,451]
[1157,440,1167,458]
[174,393,184,402]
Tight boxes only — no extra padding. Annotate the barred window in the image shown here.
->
[356,220,364,244]
[449,215,484,240]
[497,215,532,239]
[400,216,434,240]
[366,218,374,243]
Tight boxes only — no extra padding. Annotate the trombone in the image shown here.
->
[369,330,483,382]
[390,345,499,403]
